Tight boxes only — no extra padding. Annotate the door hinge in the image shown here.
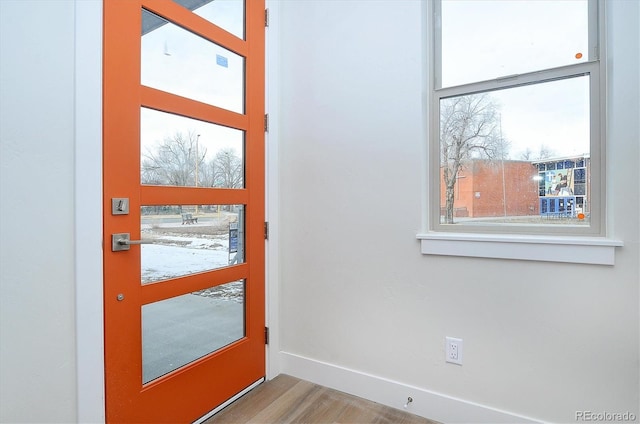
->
[265,8,269,27]
[264,221,269,240]
[264,326,269,345]
[264,113,269,132]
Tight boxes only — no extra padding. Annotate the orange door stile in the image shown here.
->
[103,0,265,422]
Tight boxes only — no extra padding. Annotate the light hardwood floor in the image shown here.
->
[205,374,439,424]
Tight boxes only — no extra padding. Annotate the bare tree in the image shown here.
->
[141,132,242,206]
[141,131,206,186]
[211,148,243,188]
[440,93,501,224]
[199,158,218,188]
[520,147,533,161]
[492,134,511,160]
[520,144,557,161]
[537,144,556,160]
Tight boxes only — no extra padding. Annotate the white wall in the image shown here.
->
[0,1,79,422]
[276,1,639,422]
[0,0,637,423]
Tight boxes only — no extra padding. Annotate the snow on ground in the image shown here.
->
[141,244,231,283]
[141,233,237,283]
[138,221,245,302]
[150,234,227,249]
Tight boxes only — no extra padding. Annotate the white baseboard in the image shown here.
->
[280,351,543,424]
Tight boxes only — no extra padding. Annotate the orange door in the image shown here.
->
[103,1,265,422]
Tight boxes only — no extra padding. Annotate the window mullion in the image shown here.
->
[432,0,442,90]
[588,0,599,60]
[435,61,599,100]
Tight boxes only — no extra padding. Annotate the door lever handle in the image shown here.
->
[119,238,152,246]
[112,233,154,251]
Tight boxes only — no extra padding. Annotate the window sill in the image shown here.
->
[416,233,623,265]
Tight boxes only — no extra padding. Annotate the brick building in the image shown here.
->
[440,159,539,218]
[441,155,591,219]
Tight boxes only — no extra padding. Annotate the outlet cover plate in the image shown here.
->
[445,336,463,365]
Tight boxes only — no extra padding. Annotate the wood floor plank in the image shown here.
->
[205,375,439,424]
[206,375,300,423]
[289,388,349,423]
[333,399,391,424]
[247,380,324,424]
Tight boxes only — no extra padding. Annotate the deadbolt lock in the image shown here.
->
[111,198,129,215]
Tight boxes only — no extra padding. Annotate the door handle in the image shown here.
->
[112,233,154,251]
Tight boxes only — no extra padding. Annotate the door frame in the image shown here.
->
[73,0,281,421]
[74,1,106,422]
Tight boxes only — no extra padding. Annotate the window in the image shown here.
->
[428,0,604,237]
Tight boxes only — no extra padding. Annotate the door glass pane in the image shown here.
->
[440,0,589,88]
[439,76,590,226]
[141,204,245,284]
[141,108,244,188]
[172,0,244,40]
[141,9,244,113]
[142,280,245,384]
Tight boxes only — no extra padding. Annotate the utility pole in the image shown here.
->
[195,134,200,214]
[500,116,507,217]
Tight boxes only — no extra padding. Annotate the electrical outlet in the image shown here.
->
[445,337,463,365]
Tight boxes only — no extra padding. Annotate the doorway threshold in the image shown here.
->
[194,378,265,424]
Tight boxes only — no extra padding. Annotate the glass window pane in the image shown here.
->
[141,108,244,188]
[172,0,244,40]
[439,76,590,225]
[141,204,245,284]
[141,9,244,113]
[440,0,589,88]
[142,280,245,383]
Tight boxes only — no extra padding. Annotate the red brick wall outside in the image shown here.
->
[440,160,539,218]
[440,166,474,217]
[472,161,539,217]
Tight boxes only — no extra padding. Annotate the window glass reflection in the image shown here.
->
[142,280,245,383]
[141,9,244,113]
[440,0,588,88]
[172,0,244,40]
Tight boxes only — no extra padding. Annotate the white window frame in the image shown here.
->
[417,0,623,265]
